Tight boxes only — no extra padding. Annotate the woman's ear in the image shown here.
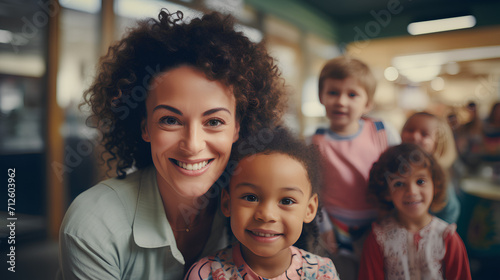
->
[304,193,319,223]
[221,188,231,217]
[141,118,150,142]
[233,122,240,143]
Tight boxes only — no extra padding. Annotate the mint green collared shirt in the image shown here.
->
[59,166,229,280]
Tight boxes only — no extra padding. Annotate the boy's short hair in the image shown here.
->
[318,56,377,103]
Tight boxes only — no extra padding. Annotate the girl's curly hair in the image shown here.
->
[82,10,287,178]
[368,143,447,213]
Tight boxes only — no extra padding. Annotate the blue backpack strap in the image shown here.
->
[371,119,388,149]
[315,128,327,135]
[373,120,385,132]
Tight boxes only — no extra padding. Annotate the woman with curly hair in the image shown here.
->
[58,10,286,280]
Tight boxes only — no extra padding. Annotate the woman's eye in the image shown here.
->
[417,179,425,185]
[160,116,180,125]
[281,198,295,205]
[207,118,224,127]
[242,195,258,202]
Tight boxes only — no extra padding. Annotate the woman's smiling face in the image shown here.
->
[142,65,240,198]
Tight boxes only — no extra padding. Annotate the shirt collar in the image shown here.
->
[326,119,365,140]
[132,166,229,264]
[133,166,177,249]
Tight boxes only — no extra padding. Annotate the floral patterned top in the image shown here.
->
[184,243,339,280]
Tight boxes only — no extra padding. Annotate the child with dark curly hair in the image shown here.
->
[58,10,287,280]
[359,143,471,280]
[185,127,339,280]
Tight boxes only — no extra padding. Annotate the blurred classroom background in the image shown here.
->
[0,0,499,279]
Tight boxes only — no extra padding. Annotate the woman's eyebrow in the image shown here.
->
[151,106,230,116]
[153,105,182,115]
[203,107,231,116]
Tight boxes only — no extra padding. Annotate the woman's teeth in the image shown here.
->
[176,160,208,171]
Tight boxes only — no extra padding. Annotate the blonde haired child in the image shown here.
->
[401,112,460,223]
[359,143,471,280]
[185,127,339,279]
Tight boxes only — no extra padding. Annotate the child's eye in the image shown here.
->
[242,194,258,202]
[393,181,404,188]
[328,91,339,96]
[280,198,296,206]
[160,116,180,126]
[348,92,357,97]
[206,118,224,127]
[417,179,426,185]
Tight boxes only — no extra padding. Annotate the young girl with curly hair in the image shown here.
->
[359,143,471,280]
[59,10,287,280]
[185,127,339,280]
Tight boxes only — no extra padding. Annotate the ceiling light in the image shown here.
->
[392,45,500,83]
[384,66,399,82]
[431,77,445,91]
[444,61,460,75]
[408,15,476,35]
[399,65,442,83]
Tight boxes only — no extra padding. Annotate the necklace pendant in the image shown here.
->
[186,228,190,232]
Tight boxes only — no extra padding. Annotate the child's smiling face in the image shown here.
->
[319,77,372,135]
[222,152,318,262]
[387,165,434,226]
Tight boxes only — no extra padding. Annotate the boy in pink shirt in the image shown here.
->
[311,56,400,280]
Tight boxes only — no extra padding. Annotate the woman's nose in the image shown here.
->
[179,124,206,155]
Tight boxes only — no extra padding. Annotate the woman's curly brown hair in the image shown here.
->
[82,10,287,178]
[368,143,447,213]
